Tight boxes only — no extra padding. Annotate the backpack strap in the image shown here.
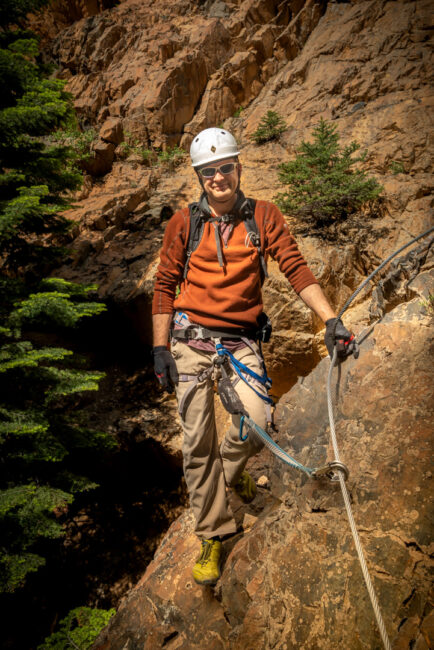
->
[242,198,269,282]
[183,192,268,282]
[183,200,206,279]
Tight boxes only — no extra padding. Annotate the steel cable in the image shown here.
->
[327,351,392,650]
[337,226,434,320]
[325,225,433,649]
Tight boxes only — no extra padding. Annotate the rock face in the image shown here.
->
[93,260,434,649]
[28,0,118,47]
[48,0,325,147]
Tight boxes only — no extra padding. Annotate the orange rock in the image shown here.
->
[82,140,116,176]
[99,117,123,144]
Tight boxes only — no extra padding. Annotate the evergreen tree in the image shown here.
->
[250,110,287,144]
[0,1,113,593]
[275,118,382,238]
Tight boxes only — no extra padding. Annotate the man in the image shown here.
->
[152,128,357,586]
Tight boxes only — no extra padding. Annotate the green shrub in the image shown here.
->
[233,106,244,118]
[138,148,154,163]
[118,131,155,164]
[51,127,97,166]
[38,606,116,649]
[389,160,405,175]
[157,145,185,165]
[118,134,185,167]
[250,110,287,144]
[420,293,434,315]
[275,118,383,238]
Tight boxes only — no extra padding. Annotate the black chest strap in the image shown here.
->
[183,192,268,281]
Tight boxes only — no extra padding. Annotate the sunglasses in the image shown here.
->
[198,162,238,178]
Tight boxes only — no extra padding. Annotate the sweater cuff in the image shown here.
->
[294,277,319,295]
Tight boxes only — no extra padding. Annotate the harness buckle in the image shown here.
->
[312,461,349,482]
[189,325,205,340]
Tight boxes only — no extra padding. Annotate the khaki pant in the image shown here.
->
[171,339,268,539]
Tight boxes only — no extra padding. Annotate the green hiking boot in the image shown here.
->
[234,470,257,503]
[192,538,222,586]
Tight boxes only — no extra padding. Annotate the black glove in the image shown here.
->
[153,346,179,392]
[325,318,359,360]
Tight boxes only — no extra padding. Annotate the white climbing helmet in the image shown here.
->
[190,127,240,167]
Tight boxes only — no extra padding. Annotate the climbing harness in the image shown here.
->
[214,342,273,405]
[171,313,272,344]
[176,334,274,422]
[171,322,258,341]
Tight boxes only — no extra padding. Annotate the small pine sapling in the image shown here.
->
[275,118,382,238]
[251,110,287,144]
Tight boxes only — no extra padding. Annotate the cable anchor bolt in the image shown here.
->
[312,461,349,482]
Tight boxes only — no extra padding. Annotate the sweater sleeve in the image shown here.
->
[152,208,189,315]
[262,202,318,294]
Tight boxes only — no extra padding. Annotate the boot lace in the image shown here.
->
[198,540,213,565]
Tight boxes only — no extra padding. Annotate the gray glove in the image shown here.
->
[325,318,359,360]
[153,346,179,392]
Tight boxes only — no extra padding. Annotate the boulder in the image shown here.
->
[82,140,116,176]
[99,117,123,144]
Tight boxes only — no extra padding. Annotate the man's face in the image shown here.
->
[198,157,241,204]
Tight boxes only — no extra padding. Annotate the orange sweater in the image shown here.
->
[152,200,318,329]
